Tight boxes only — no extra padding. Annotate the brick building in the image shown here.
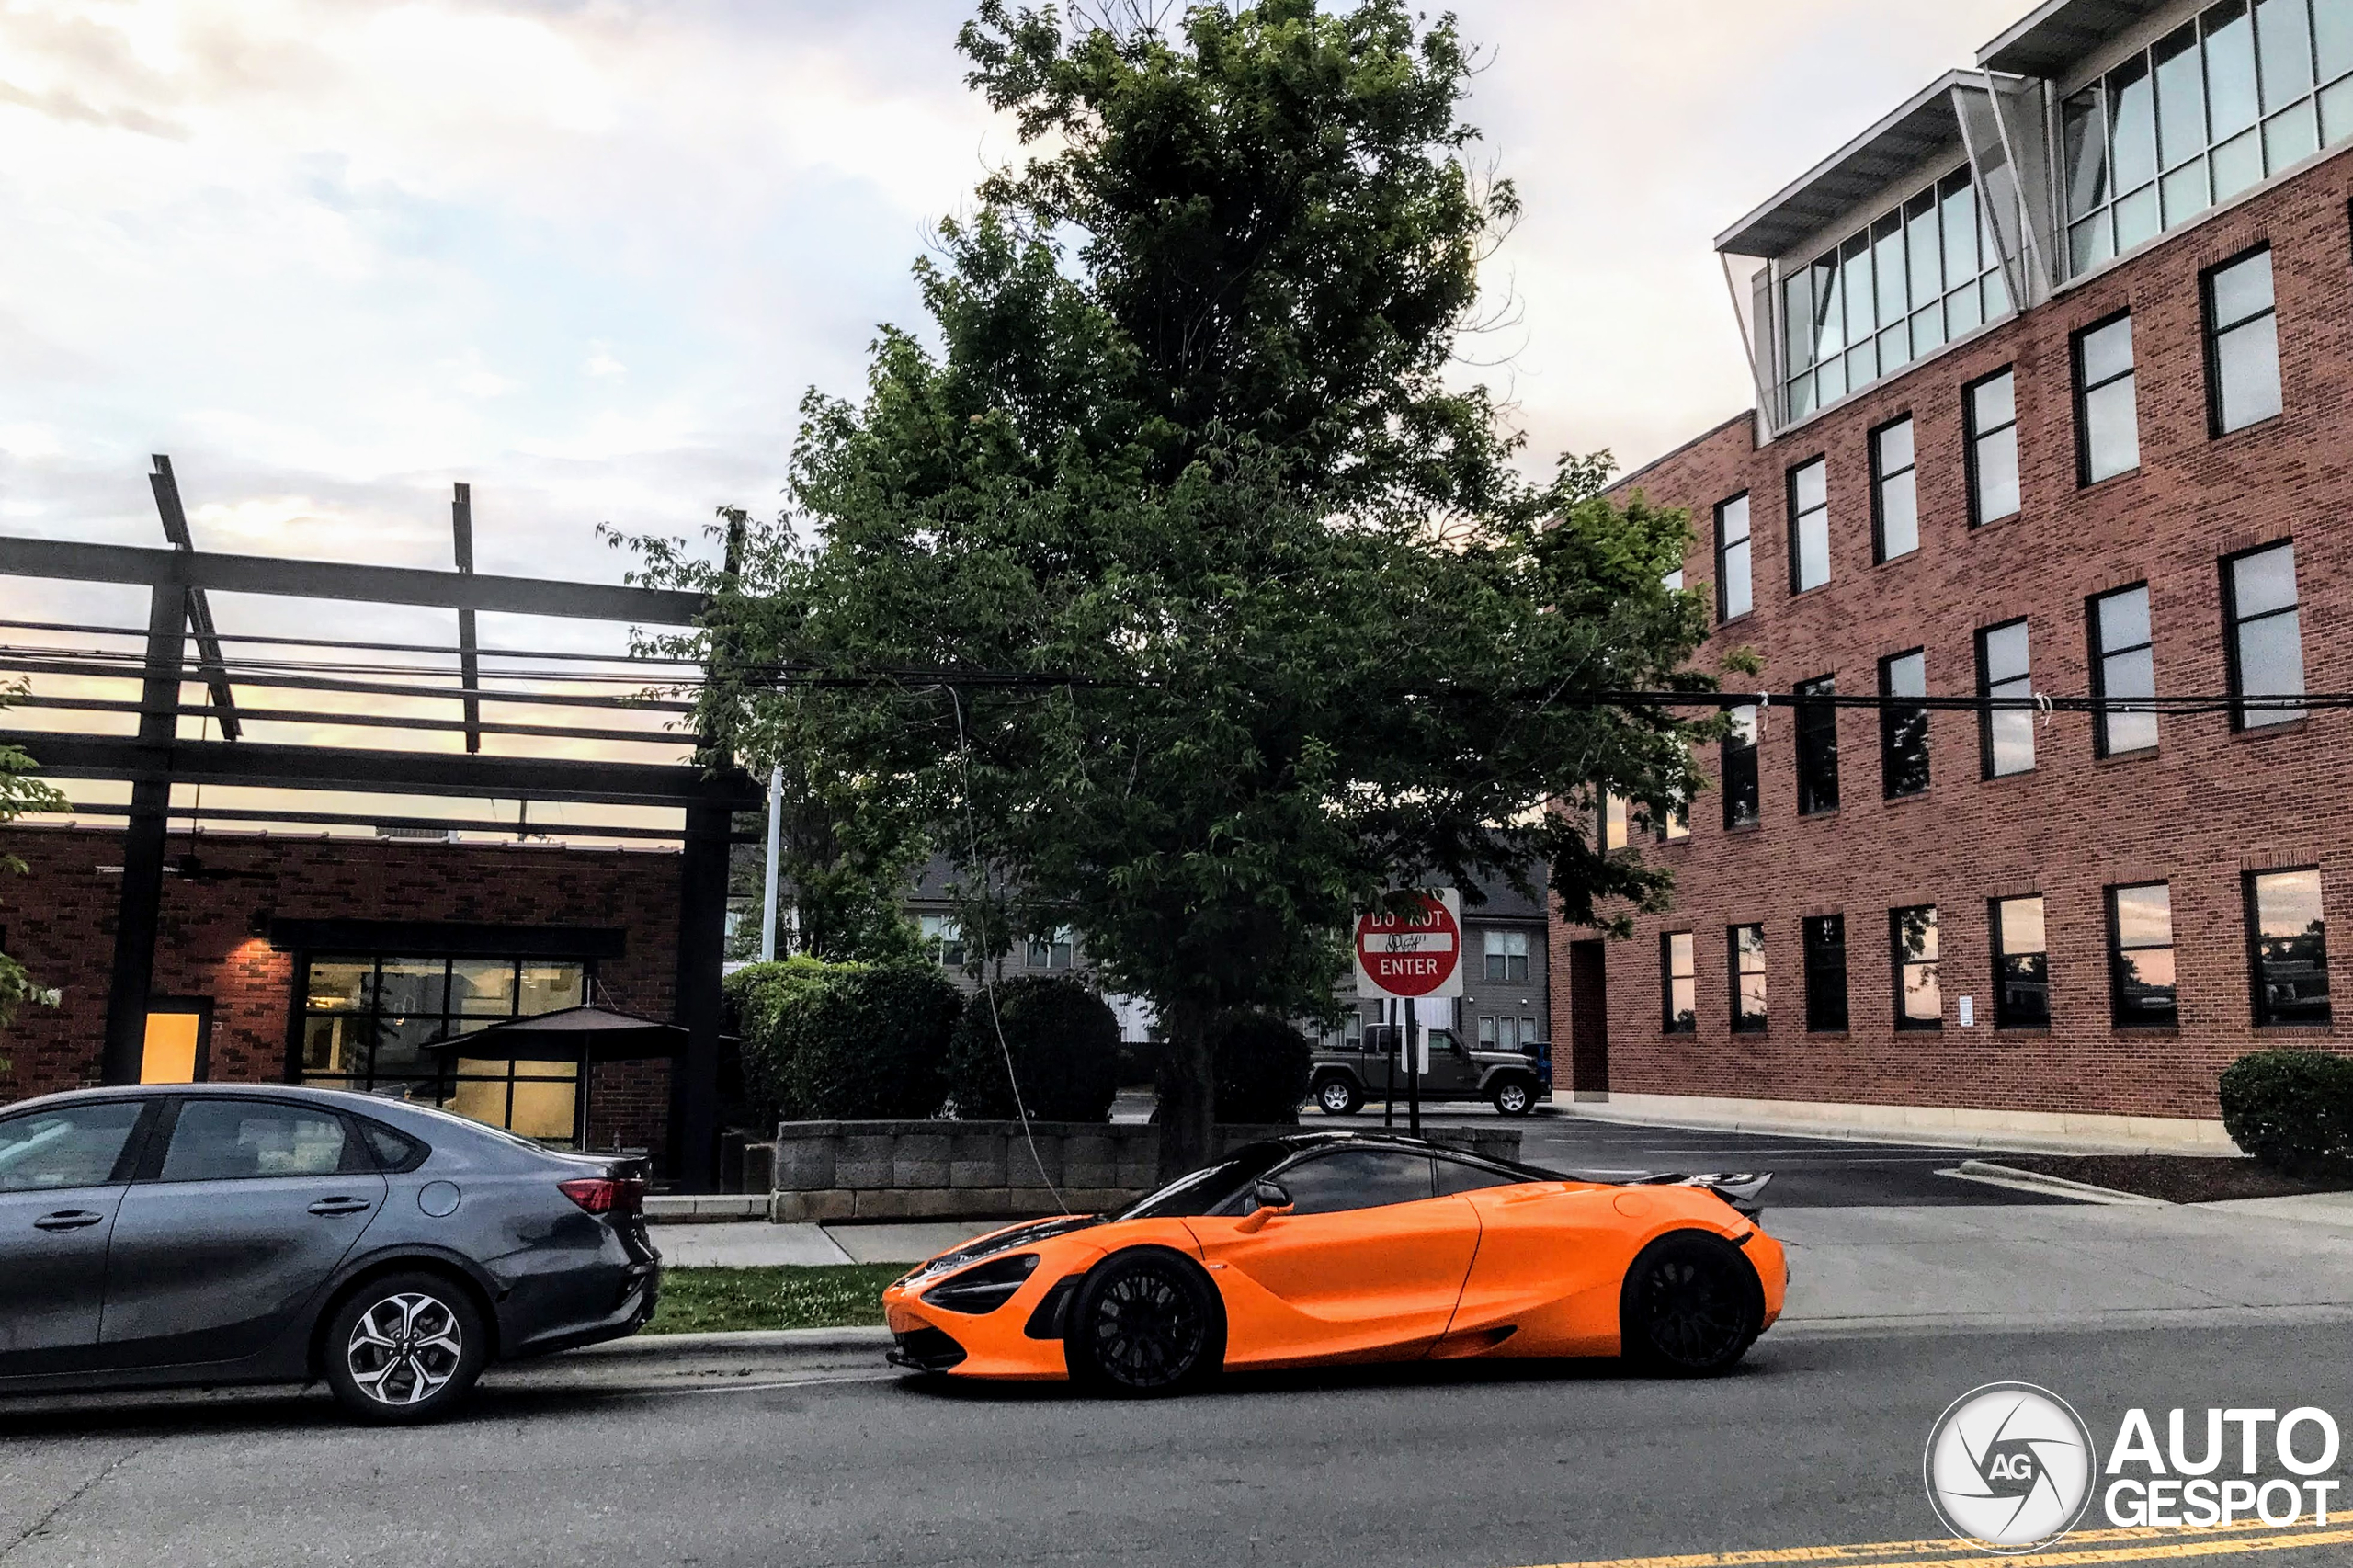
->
[0,825,684,1158]
[1553,0,2353,1146]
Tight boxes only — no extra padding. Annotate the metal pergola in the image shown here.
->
[0,458,761,1190]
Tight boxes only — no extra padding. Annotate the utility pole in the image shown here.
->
[759,764,783,961]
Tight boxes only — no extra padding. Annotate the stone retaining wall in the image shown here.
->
[768,1119,1526,1221]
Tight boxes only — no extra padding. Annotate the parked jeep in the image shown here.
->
[1307,1028,1552,1117]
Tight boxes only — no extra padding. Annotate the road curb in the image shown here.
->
[565,1325,894,1361]
[1944,1159,2169,1205]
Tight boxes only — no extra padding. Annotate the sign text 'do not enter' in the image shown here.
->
[1353,891,1463,1000]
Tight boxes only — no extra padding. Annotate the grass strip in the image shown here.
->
[644,1264,904,1335]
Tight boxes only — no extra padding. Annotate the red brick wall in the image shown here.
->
[0,826,680,1151]
[1552,150,2353,1123]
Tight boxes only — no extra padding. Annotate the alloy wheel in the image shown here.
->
[1496,1084,1529,1113]
[346,1291,466,1407]
[1638,1256,1747,1367]
[1320,1081,1353,1113]
[1088,1267,1207,1389]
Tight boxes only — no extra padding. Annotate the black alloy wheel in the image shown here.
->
[1620,1233,1761,1377]
[1315,1076,1362,1116]
[1491,1078,1533,1116]
[1068,1251,1222,1397]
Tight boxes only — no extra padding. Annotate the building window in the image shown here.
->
[2062,0,2353,279]
[1343,1010,1364,1050]
[1992,895,2051,1029]
[1597,792,1631,852]
[1977,619,2035,778]
[918,914,966,969]
[2074,312,2141,484]
[2090,585,2159,756]
[1715,494,1753,621]
[1722,703,1761,829]
[1729,925,1768,1033]
[1779,166,2008,420]
[1794,675,1839,815]
[2204,245,2282,435]
[2248,868,2331,1025]
[1484,929,1530,983]
[2223,540,2306,728]
[300,956,590,1139]
[1893,905,1942,1028]
[1964,369,2022,525]
[1025,927,1075,969]
[1880,650,1931,799]
[1803,915,1849,1032]
[1654,792,1691,843]
[2109,881,2179,1026]
[1870,418,1918,562]
[1662,933,1697,1032]
[1788,458,1830,593]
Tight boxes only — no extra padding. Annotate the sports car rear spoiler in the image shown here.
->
[1624,1171,1771,1218]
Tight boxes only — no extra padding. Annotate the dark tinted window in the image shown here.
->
[358,1119,430,1174]
[0,1102,147,1193]
[1276,1150,1434,1214]
[1117,1143,1290,1220]
[1794,676,1839,814]
[1880,651,1930,798]
[158,1101,355,1183]
[1803,915,1849,1032]
[1722,704,1761,829]
[1433,1157,1519,1196]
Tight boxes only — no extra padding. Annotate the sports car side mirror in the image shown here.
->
[1234,1180,1293,1233]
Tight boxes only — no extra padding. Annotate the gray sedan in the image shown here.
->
[0,1083,660,1423]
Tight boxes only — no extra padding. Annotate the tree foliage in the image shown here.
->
[0,711,65,1028]
[634,1,1723,1169]
[949,974,1122,1122]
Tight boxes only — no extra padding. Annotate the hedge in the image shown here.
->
[2219,1049,2353,1176]
[1206,1011,1313,1125]
[948,976,1120,1122]
[733,959,961,1123]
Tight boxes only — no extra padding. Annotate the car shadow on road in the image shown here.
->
[897,1352,1735,1405]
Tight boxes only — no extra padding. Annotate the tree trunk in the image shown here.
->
[1154,1002,1216,1180]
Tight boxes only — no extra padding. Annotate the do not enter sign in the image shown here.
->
[1353,889,1464,1000]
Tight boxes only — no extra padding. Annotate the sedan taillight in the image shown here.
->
[559,1176,644,1215]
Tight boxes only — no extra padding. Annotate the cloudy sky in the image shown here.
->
[0,0,2030,832]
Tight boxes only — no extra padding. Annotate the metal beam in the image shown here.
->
[4,730,761,810]
[670,802,732,1191]
[452,483,482,755]
[48,801,761,843]
[148,457,242,742]
[0,536,707,626]
[99,577,187,1085]
[14,692,685,748]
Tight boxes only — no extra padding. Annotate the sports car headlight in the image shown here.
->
[920,1252,1040,1314]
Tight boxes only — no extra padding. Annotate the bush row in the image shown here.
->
[723,963,1312,1128]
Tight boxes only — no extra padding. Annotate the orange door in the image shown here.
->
[1443,1183,1630,1358]
[1187,1192,1482,1368]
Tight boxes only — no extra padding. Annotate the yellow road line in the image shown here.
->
[1516,1519,2353,1568]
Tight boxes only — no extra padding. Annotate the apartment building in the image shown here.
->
[1555,0,2353,1146]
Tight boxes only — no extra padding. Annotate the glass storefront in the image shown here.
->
[297,955,591,1140]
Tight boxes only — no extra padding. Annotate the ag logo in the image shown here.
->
[1924,1382,2098,1552]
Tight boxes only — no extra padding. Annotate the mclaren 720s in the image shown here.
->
[881,1131,1787,1395]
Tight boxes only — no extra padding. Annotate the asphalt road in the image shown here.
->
[6,1323,2347,1567]
[1313,1107,2080,1208]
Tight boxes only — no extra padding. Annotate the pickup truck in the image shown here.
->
[1306,1028,1552,1117]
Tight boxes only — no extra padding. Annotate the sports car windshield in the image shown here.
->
[1112,1142,1291,1221]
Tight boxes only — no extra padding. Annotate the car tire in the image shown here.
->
[1490,1077,1535,1117]
[1313,1075,1362,1116]
[1065,1248,1224,1398]
[321,1271,490,1425]
[1619,1231,1763,1378]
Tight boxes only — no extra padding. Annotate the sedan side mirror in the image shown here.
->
[1235,1180,1293,1233]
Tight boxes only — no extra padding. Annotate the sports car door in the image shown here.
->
[1184,1148,1479,1368]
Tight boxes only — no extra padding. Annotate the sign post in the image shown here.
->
[1354,891,1465,1134]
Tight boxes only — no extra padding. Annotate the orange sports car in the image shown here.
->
[882,1131,1787,1394]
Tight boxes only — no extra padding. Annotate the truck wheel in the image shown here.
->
[1491,1078,1534,1116]
[1313,1075,1362,1116]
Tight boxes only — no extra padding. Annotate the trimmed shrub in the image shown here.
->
[1208,1011,1313,1125]
[2220,1049,2353,1176]
[948,976,1120,1123]
[745,960,961,1122]
[724,957,843,1127]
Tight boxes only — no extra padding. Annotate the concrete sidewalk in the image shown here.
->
[1773,1200,2353,1336]
[654,1221,1004,1267]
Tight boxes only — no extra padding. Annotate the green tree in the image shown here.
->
[644,0,1722,1172]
